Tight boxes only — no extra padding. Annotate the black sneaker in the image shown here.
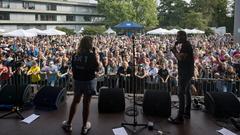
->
[81,122,91,135]
[62,121,72,132]
[168,116,184,124]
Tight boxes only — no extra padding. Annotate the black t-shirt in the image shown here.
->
[60,65,68,74]
[178,41,194,79]
[117,66,132,75]
[71,52,99,81]
[158,68,169,80]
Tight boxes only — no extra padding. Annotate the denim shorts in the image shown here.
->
[73,79,97,96]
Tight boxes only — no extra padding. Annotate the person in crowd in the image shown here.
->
[46,61,59,87]
[62,36,100,135]
[158,62,170,91]
[27,61,41,84]
[117,61,132,89]
[168,31,194,124]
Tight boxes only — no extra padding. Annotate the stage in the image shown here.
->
[0,95,239,135]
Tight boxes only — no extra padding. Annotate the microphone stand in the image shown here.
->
[0,55,24,120]
[121,35,148,133]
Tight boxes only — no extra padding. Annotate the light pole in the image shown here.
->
[234,0,240,43]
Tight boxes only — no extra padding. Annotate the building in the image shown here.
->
[234,0,240,43]
[0,0,104,32]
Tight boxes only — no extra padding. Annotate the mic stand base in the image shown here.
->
[0,106,24,120]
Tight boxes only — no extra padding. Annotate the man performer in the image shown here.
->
[168,31,194,124]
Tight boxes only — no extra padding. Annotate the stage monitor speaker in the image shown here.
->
[143,90,171,117]
[33,86,66,110]
[98,88,125,113]
[205,92,240,117]
[0,85,31,106]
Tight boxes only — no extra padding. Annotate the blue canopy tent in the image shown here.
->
[114,21,144,30]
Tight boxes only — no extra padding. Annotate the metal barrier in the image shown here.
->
[0,73,70,91]
[1,73,239,97]
[96,75,173,94]
[192,78,240,96]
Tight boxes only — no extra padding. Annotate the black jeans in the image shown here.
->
[178,77,192,118]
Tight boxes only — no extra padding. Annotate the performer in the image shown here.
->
[168,31,194,124]
[62,36,100,134]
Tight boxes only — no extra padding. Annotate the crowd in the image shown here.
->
[0,34,239,94]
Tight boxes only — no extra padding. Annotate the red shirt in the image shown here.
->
[0,66,11,80]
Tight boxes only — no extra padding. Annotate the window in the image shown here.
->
[0,12,9,20]
[35,14,38,21]
[40,14,56,21]
[83,16,91,22]
[47,4,56,11]
[0,0,10,8]
[66,15,75,21]
[23,2,35,10]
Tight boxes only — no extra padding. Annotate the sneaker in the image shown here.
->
[81,122,91,135]
[62,121,72,132]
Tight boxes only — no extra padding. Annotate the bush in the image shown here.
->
[83,26,106,35]
[56,27,76,35]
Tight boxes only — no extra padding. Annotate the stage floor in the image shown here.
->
[0,95,239,135]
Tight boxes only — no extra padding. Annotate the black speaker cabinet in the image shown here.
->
[98,88,125,113]
[143,90,171,117]
[33,86,66,110]
[0,85,30,105]
[205,92,240,117]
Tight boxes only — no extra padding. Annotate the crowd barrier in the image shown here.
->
[1,74,239,97]
[0,74,70,91]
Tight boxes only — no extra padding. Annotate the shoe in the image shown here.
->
[62,121,72,132]
[168,116,184,124]
[81,121,91,135]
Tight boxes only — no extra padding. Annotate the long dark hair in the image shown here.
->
[77,36,94,54]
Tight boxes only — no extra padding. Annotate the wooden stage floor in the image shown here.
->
[0,95,239,135]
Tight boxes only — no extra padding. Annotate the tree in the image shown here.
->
[190,0,228,27]
[97,0,158,28]
[157,0,189,27]
[83,26,106,35]
[182,11,208,30]
[56,27,75,35]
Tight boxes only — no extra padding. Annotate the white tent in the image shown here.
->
[182,28,205,34]
[192,28,205,34]
[26,28,46,35]
[168,29,179,35]
[40,28,66,36]
[147,28,171,35]
[104,28,116,34]
[0,29,5,33]
[77,27,84,34]
[3,29,37,37]
[182,29,193,34]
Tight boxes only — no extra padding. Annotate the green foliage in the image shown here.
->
[158,0,188,27]
[97,0,158,28]
[82,26,106,35]
[56,27,75,35]
[182,11,208,30]
[205,27,215,36]
[157,0,234,33]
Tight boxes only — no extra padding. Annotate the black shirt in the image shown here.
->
[71,52,99,81]
[178,41,194,79]
[158,68,169,80]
